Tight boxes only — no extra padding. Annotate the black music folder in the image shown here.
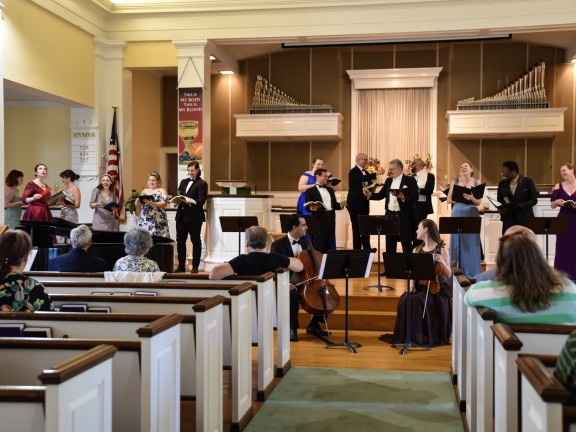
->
[451,183,485,204]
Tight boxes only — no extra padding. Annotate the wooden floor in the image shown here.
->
[181,270,454,431]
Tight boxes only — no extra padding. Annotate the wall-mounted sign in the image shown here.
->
[178,88,203,165]
[71,128,98,176]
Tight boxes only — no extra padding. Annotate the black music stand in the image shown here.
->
[384,252,437,354]
[527,217,571,262]
[358,214,399,292]
[219,216,259,255]
[319,249,374,353]
[279,214,319,236]
[438,217,482,269]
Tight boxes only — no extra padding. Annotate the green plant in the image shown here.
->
[125,190,141,215]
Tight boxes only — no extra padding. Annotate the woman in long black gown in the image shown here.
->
[380,218,453,347]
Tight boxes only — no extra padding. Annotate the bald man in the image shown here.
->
[475,225,537,282]
[347,153,384,249]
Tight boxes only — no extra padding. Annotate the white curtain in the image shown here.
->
[357,88,431,168]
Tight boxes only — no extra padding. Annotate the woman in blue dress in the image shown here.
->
[296,157,333,215]
[447,162,482,278]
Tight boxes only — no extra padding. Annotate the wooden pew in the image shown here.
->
[492,323,576,432]
[30,267,292,381]
[39,277,278,401]
[516,355,576,432]
[451,268,471,411]
[0,305,224,432]
[0,345,116,432]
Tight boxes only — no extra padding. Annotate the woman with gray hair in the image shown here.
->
[113,227,160,272]
[48,225,109,272]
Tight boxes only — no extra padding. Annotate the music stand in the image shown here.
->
[319,249,374,353]
[358,215,398,292]
[219,216,259,255]
[384,252,437,354]
[527,217,571,262]
[278,214,319,236]
[438,217,481,269]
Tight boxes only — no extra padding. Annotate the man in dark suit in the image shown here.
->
[175,161,208,273]
[347,153,385,249]
[270,214,329,341]
[48,225,110,272]
[365,159,419,253]
[410,158,435,246]
[496,160,538,234]
[304,168,345,253]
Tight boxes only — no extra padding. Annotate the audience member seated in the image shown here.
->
[465,233,576,323]
[0,229,54,311]
[475,225,536,282]
[48,224,110,272]
[554,330,576,405]
[113,227,160,272]
[208,225,303,280]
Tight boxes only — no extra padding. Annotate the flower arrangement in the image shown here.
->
[405,153,433,174]
[365,157,381,174]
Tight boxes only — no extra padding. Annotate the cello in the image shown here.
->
[296,236,340,316]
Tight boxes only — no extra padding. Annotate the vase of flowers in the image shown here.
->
[405,154,433,175]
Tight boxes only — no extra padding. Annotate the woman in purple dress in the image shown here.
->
[551,163,576,279]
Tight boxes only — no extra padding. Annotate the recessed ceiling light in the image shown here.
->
[219,70,235,75]
[210,55,216,61]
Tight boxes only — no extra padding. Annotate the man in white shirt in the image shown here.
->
[365,159,419,253]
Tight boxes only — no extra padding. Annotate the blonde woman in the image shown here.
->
[136,171,170,238]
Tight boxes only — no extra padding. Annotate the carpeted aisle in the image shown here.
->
[245,366,464,431]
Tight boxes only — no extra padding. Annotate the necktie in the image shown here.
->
[292,239,301,245]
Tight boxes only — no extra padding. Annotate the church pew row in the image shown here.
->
[516,355,576,432]
[0,304,225,432]
[0,344,116,432]
[450,268,471,412]
[29,268,292,382]
[492,323,576,432]
[37,276,281,401]
[48,285,254,431]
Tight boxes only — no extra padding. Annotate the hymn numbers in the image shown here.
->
[71,127,98,175]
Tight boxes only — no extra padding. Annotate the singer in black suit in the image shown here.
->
[366,159,419,253]
[347,153,384,249]
[175,161,208,273]
[304,168,345,253]
[270,214,329,341]
[410,158,436,246]
[496,161,538,234]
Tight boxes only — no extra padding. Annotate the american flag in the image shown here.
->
[107,109,125,220]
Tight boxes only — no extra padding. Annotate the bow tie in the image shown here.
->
[292,239,301,245]
[188,178,195,182]
[316,184,326,189]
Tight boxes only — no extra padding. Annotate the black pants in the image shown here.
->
[290,288,326,330]
[385,211,413,253]
[176,220,203,268]
[348,208,372,249]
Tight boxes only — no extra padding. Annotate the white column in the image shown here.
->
[172,39,211,185]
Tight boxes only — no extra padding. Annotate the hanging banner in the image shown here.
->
[178,87,203,165]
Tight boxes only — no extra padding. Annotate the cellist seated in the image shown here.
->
[379,219,453,347]
[270,214,336,342]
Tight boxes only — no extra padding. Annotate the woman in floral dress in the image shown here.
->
[136,171,170,238]
[113,227,160,272]
[0,230,53,312]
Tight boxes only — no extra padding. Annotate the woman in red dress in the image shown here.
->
[21,163,52,221]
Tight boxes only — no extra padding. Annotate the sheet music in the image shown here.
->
[24,248,38,272]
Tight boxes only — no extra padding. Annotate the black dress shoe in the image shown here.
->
[191,267,199,274]
[306,326,331,337]
[174,266,186,273]
[378,334,395,344]
[290,329,298,342]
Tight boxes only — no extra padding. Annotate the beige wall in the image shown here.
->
[4,106,71,185]
[131,70,163,192]
[125,42,178,69]
[209,41,575,191]
[3,0,95,107]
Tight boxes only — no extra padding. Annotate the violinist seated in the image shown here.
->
[379,219,453,347]
[270,214,333,342]
[209,224,303,281]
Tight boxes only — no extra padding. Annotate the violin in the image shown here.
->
[296,236,340,316]
[427,240,446,295]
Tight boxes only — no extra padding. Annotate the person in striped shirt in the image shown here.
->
[554,330,576,404]
[465,233,576,324]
